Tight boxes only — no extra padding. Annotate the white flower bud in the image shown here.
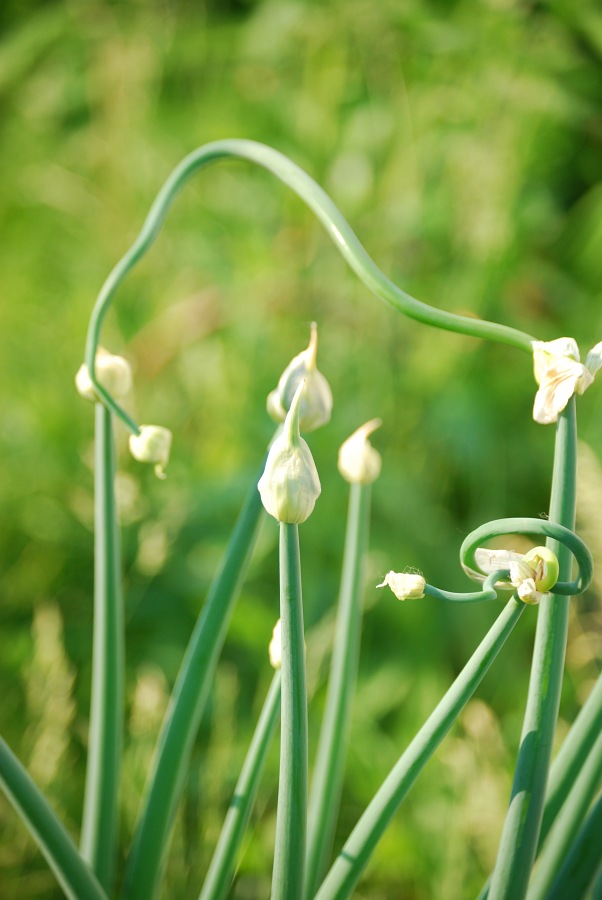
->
[129,425,172,479]
[269,619,282,670]
[76,348,133,403]
[258,381,321,523]
[376,571,426,601]
[267,322,333,432]
[338,419,382,485]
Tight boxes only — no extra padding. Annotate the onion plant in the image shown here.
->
[1,139,600,899]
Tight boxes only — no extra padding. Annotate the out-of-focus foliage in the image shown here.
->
[0,1,601,897]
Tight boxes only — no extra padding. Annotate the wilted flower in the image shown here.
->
[258,381,321,523]
[472,545,559,605]
[129,425,172,479]
[532,338,602,425]
[267,322,333,432]
[338,419,382,485]
[376,571,426,601]
[76,348,132,402]
[269,619,281,670]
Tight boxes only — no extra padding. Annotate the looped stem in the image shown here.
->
[83,139,536,433]
[425,569,511,603]
[460,516,593,597]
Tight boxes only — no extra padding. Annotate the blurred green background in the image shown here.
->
[1,0,602,896]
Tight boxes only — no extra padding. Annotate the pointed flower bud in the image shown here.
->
[338,418,382,485]
[531,337,600,425]
[269,619,282,670]
[376,571,426,601]
[267,322,333,432]
[129,425,172,479]
[258,381,321,523]
[76,348,132,403]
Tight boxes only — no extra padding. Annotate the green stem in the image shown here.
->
[199,671,281,900]
[271,523,308,900]
[83,140,535,431]
[80,404,124,891]
[488,397,577,900]
[527,728,602,900]
[425,570,513,603]
[0,736,108,900]
[305,483,371,899]
[123,464,265,900]
[540,669,602,843]
[546,791,602,900]
[314,596,525,900]
[477,670,602,900]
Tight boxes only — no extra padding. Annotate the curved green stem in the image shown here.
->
[123,463,265,900]
[83,140,536,432]
[425,569,509,603]
[527,728,602,900]
[460,516,592,597]
[488,398,577,900]
[0,737,108,900]
[80,404,124,892]
[305,483,371,899]
[314,596,524,900]
[199,671,281,900]
[272,523,307,900]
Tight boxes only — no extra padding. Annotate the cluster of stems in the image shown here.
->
[0,140,600,900]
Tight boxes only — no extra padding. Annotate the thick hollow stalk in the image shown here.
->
[488,398,576,900]
[271,523,308,900]
[314,595,524,900]
[0,736,108,900]
[305,483,371,899]
[199,671,281,900]
[83,140,535,431]
[80,404,124,891]
[546,791,602,900]
[123,467,265,900]
[527,728,602,900]
[540,669,602,843]
[477,670,602,900]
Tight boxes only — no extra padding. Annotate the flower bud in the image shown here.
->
[258,381,321,523]
[376,571,426,601]
[267,322,333,432]
[509,545,559,605]
[338,419,382,485]
[269,619,282,670]
[76,348,132,402]
[129,425,172,479]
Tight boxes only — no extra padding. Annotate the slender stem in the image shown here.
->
[271,524,308,900]
[314,596,524,900]
[0,737,108,900]
[199,671,282,900]
[546,791,602,900]
[527,728,602,900]
[83,140,535,431]
[80,404,124,891]
[488,398,577,900]
[426,570,513,603]
[123,464,265,900]
[305,483,371,899]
